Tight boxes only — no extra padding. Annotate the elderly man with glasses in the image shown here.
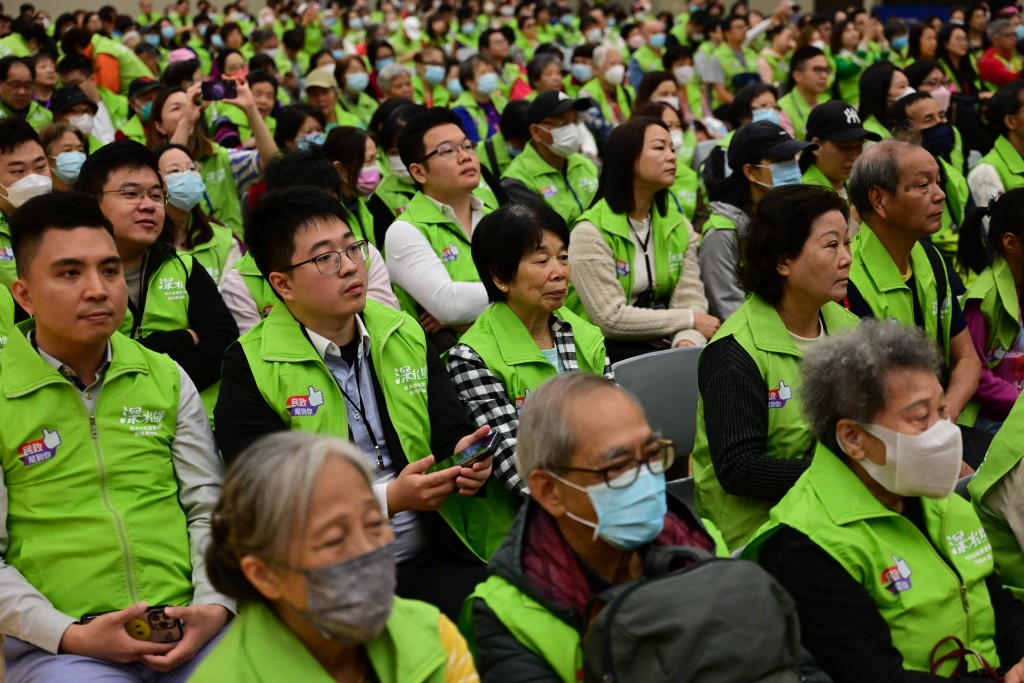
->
[979,19,1024,89]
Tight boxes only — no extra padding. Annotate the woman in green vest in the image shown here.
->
[633,100,699,221]
[448,203,610,498]
[368,101,425,242]
[39,123,88,192]
[744,320,1024,682]
[273,103,326,153]
[693,184,858,552]
[829,19,872,108]
[568,117,718,362]
[957,188,1024,433]
[334,55,379,128]
[155,143,242,284]
[322,126,381,247]
[192,432,480,683]
[857,61,909,140]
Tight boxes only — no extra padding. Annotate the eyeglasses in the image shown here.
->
[921,78,952,89]
[162,161,203,174]
[555,438,675,489]
[283,241,370,274]
[417,138,477,163]
[3,81,31,92]
[99,186,169,204]
[806,65,833,76]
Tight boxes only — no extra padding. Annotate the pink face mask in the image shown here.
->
[930,85,952,112]
[356,165,381,194]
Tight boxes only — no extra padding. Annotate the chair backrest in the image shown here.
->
[955,473,973,502]
[613,345,703,458]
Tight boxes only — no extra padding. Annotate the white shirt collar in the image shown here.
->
[305,315,371,361]
[422,192,485,230]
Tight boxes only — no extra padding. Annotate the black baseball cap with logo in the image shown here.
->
[805,100,882,142]
[527,91,590,126]
[727,120,816,169]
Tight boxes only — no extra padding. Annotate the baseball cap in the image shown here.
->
[305,68,338,93]
[527,91,589,126]
[128,76,163,99]
[727,120,816,169]
[51,86,97,115]
[805,100,882,143]
[403,16,422,40]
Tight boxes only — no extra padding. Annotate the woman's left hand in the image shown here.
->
[223,76,256,115]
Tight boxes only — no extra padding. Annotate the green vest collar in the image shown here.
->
[804,442,917,525]
[855,224,920,294]
[483,302,576,365]
[583,196,682,241]
[259,300,404,365]
[992,254,1021,321]
[801,163,837,190]
[995,135,1024,177]
[517,141,562,178]
[404,191,475,236]
[742,294,803,357]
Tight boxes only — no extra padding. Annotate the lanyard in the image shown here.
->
[628,217,656,298]
[335,354,386,472]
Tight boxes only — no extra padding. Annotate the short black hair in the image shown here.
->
[635,70,676,108]
[248,53,276,73]
[0,55,32,81]
[737,184,849,304]
[731,82,778,128]
[397,107,463,171]
[323,126,371,191]
[55,53,93,77]
[883,91,933,131]
[987,81,1024,137]
[371,100,426,150]
[662,44,693,69]
[163,58,201,89]
[0,117,41,156]
[246,69,278,96]
[273,104,325,149]
[245,186,348,281]
[10,191,114,276]
[479,27,504,51]
[471,203,569,303]
[282,27,304,51]
[788,45,825,83]
[264,148,342,199]
[76,140,160,195]
[499,100,531,144]
[595,117,670,216]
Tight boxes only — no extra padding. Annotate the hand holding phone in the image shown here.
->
[200,79,237,101]
[82,605,185,643]
[427,430,498,474]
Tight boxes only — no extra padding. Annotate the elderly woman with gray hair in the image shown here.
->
[745,320,1024,683]
[190,432,480,683]
[465,372,722,681]
[377,63,415,102]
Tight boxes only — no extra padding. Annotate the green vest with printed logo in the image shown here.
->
[692,294,858,551]
[0,326,192,620]
[452,91,508,142]
[631,43,664,75]
[711,42,760,108]
[500,143,599,225]
[91,34,154,92]
[200,145,244,239]
[777,90,829,141]
[565,198,691,322]
[968,395,1024,600]
[672,161,699,220]
[458,302,606,410]
[746,443,1000,675]
[974,135,1024,199]
[240,299,515,560]
[0,212,13,289]
[579,78,633,125]
[183,220,235,285]
[0,283,13,351]
[931,157,968,262]
[392,191,487,317]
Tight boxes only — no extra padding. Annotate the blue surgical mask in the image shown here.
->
[571,63,593,82]
[462,22,475,35]
[350,17,364,30]
[1016,25,1024,41]
[751,107,781,125]
[650,32,666,49]
[346,72,369,92]
[424,64,446,85]
[891,34,908,51]
[506,143,523,157]
[755,159,802,188]
[140,100,153,122]
[332,48,345,60]
[161,25,176,40]
[375,56,395,71]
[476,72,498,95]
[298,132,325,150]
[447,77,464,97]
[145,33,162,46]
[561,14,573,26]
[550,466,667,550]
[211,33,225,49]
[166,171,206,211]
[324,15,338,27]
[52,151,87,185]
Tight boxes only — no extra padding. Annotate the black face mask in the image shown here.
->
[921,122,954,161]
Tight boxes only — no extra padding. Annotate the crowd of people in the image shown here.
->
[2,0,1024,680]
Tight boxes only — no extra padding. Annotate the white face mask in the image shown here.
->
[543,123,581,158]
[388,153,412,183]
[67,113,94,136]
[844,419,962,499]
[1,173,52,208]
[674,65,694,85]
[654,95,681,111]
[894,85,916,101]
[670,129,684,155]
[811,39,825,50]
[604,64,626,86]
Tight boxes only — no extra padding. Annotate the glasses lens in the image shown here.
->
[314,251,342,275]
[346,240,370,264]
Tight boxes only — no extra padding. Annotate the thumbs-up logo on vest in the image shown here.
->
[768,380,793,409]
[286,386,324,417]
[18,428,61,466]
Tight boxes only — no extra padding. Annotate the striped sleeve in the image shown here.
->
[438,613,480,683]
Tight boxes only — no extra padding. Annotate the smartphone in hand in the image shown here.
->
[427,431,498,474]
[200,79,237,101]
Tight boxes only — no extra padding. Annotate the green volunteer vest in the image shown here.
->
[453,91,508,142]
[0,32,30,58]
[200,144,243,238]
[777,90,829,141]
[118,114,146,144]
[211,103,277,144]
[862,115,890,140]
[392,192,485,318]
[0,99,52,130]
[190,598,448,683]
[930,157,968,262]
[241,300,515,560]
[329,102,365,130]
[0,283,12,351]
[412,76,451,108]
[711,42,760,108]
[699,211,737,247]
[342,195,375,246]
[974,135,1024,196]
[802,162,838,190]
[692,295,859,551]
[671,163,699,221]
[0,327,192,619]
[98,86,130,130]
[235,252,278,319]
[91,34,153,92]
[579,78,633,125]
[746,443,1000,675]
[850,224,953,364]
[631,43,664,74]
[968,395,1024,599]
[0,212,13,289]
[565,198,691,321]
[338,89,379,128]
[183,221,235,284]
[373,172,417,219]
[760,50,788,86]
[501,143,599,225]
[480,131,512,177]
[459,302,606,409]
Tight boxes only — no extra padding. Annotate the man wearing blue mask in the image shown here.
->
[466,372,724,680]
[628,19,668,89]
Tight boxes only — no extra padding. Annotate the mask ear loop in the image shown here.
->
[545,470,602,540]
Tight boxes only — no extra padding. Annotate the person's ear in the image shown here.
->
[409,160,428,185]
[867,185,887,218]
[268,271,294,301]
[331,160,345,180]
[1002,231,1022,257]
[811,136,822,160]
[240,556,286,600]
[528,469,567,518]
[1005,112,1020,134]
[777,256,792,277]
[835,419,867,460]
[9,278,32,316]
[742,162,760,185]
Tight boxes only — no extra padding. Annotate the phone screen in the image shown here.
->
[427,432,498,473]
[201,80,237,100]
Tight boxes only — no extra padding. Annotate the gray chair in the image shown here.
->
[613,345,704,477]
[667,476,695,508]
[955,473,974,501]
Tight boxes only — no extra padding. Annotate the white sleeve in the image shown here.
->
[384,220,489,325]
[91,101,117,145]
[982,459,1024,555]
[966,163,1005,208]
[218,269,262,336]
[366,243,400,311]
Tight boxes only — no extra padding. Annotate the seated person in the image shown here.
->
[468,373,722,681]
[191,432,478,682]
[0,119,53,289]
[448,204,609,499]
[747,320,1024,682]
[2,191,230,680]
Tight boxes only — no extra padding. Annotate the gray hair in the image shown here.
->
[799,319,942,453]
[592,44,621,71]
[516,372,624,478]
[377,63,410,94]
[988,19,1012,40]
[205,432,374,604]
[527,52,562,88]
[847,140,912,217]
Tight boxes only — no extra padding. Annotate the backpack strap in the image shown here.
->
[485,138,500,175]
[921,241,949,356]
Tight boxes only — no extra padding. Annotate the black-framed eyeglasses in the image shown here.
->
[282,241,370,275]
[417,138,477,163]
[99,187,169,204]
[556,438,675,489]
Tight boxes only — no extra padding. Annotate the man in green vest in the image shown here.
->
[452,54,508,144]
[56,54,132,134]
[627,19,667,89]
[708,13,759,112]
[846,140,981,427]
[1,191,231,678]
[466,373,723,681]
[0,56,53,131]
[501,92,599,225]
[385,108,493,344]
[777,46,831,141]
[0,118,53,289]
[478,28,523,98]
[215,186,507,619]
[968,81,1024,206]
